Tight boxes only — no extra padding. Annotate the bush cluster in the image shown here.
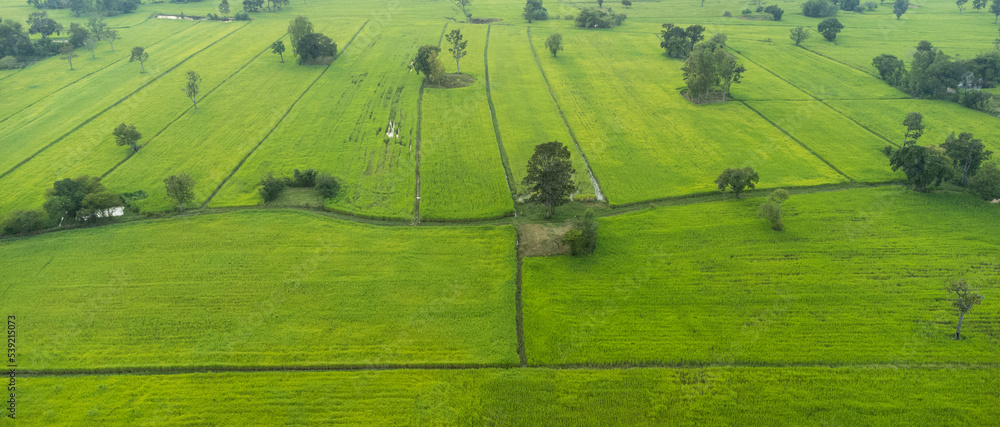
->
[802,0,839,17]
[259,169,341,203]
[574,7,626,28]
[872,42,1000,114]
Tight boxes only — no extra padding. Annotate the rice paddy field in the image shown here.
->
[3,0,1000,423]
[420,23,515,220]
[12,368,1000,425]
[0,210,518,369]
[523,187,1000,365]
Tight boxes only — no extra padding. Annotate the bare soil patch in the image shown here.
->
[518,223,572,257]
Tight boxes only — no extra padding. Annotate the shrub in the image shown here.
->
[764,5,784,20]
[315,174,341,199]
[971,162,1000,201]
[802,0,838,17]
[233,11,250,20]
[291,168,318,187]
[259,173,287,203]
[840,0,861,10]
[755,5,764,12]
[562,210,598,256]
[722,10,732,17]
[742,7,753,15]
[574,7,626,28]
[865,1,878,9]
[0,56,20,70]
[1,210,50,236]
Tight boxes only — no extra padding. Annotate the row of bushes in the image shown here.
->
[259,169,341,203]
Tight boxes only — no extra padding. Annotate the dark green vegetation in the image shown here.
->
[2,0,1000,423]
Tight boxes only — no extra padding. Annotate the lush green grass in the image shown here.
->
[745,100,901,182]
[210,22,436,220]
[0,210,518,369]
[0,21,242,176]
[524,187,1000,365]
[487,24,594,199]
[532,28,845,205]
[10,367,1000,425]
[98,19,365,213]
[827,98,1000,154]
[421,23,515,220]
[0,19,324,217]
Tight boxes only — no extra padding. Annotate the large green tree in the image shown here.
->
[971,161,1000,201]
[271,40,285,63]
[129,46,148,73]
[545,33,563,57]
[659,23,704,59]
[940,132,992,186]
[164,174,196,211]
[902,112,924,145]
[893,0,909,19]
[790,26,810,46]
[43,175,104,224]
[715,167,759,198]
[288,16,313,56]
[523,141,576,218]
[523,0,548,22]
[112,122,142,152]
[26,11,61,38]
[296,32,337,65]
[817,18,843,43]
[413,45,442,81]
[888,144,955,192]
[682,34,744,101]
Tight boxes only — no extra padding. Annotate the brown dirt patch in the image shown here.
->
[518,223,572,257]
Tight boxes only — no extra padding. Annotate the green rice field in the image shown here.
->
[3,0,1000,423]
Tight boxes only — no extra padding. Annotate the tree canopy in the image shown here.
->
[715,167,759,198]
[523,141,576,218]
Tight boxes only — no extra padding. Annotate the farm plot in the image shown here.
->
[15,367,1000,425]
[0,19,313,217]
[420,23,514,220]
[732,39,906,100]
[99,19,365,213]
[745,100,900,182]
[486,25,594,200]
[210,22,436,220]
[0,19,197,124]
[826,99,1000,154]
[0,22,243,176]
[523,186,1000,366]
[531,28,844,205]
[0,210,518,369]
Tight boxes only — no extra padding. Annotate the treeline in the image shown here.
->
[0,15,63,67]
[27,0,140,17]
[886,112,999,198]
[873,40,1000,114]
